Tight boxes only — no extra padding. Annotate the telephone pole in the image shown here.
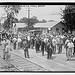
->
[28,5,30,30]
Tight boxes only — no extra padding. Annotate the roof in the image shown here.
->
[13,23,27,28]
[34,21,61,29]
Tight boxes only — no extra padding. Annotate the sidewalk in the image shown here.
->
[11,48,75,71]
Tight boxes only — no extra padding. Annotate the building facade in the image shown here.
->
[34,21,66,35]
[50,22,66,35]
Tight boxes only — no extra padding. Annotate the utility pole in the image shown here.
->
[28,5,30,31]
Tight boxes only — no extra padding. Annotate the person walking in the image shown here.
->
[23,39,30,58]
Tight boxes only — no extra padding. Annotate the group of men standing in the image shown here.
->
[1,31,75,62]
[29,33,75,60]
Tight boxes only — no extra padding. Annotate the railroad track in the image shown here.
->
[0,56,20,71]
[10,53,48,71]
[0,51,48,71]
[11,52,49,71]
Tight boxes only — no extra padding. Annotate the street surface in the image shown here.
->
[0,45,75,71]
[0,45,48,71]
[11,46,75,71]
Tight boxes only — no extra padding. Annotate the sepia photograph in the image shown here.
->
[0,3,74,72]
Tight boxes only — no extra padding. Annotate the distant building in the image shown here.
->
[34,21,66,35]
[50,21,66,35]
[13,23,27,34]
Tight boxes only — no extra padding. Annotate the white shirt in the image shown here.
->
[17,38,21,42]
[1,40,6,50]
[65,39,69,45]
[56,37,60,44]
[27,36,30,41]
[5,45,11,55]
[50,35,53,38]
[52,38,57,46]
[13,38,17,42]
[44,38,48,43]
[73,37,75,41]
[60,35,65,39]
[6,39,10,45]
[67,42,74,48]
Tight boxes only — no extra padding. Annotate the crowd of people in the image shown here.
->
[26,33,75,60]
[0,30,75,68]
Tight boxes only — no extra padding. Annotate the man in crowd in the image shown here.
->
[52,37,57,54]
[2,38,7,60]
[13,37,17,50]
[4,39,12,68]
[67,39,74,61]
[44,37,48,52]
[46,39,53,59]
[17,37,22,50]
[73,36,75,55]
[57,36,62,54]
[65,37,70,56]
[35,38,40,53]
[30,37,35,49]
[23,38,30,58]
[41,38,45,56]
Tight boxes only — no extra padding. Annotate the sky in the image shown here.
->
[0,5,65,23]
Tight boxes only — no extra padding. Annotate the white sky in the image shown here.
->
[0,5,65,22]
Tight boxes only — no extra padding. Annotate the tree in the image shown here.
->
[48,20,54,22]
[62,5,75,32]
[29,16,39,26]
[19,16,39,26]
[3,5,21,30]
[19,17,28,23]
[40,19,47,23]
[3,18,18,30]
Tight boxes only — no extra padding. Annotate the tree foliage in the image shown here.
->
[62,5,75,31]
[3,5,21,30]
[19,16,47,26]
[3,18,18,30]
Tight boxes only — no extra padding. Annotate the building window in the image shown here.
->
[62,28,65,33]
[51,28,52,30]
[62,28,64,31]
[56,28,59,32]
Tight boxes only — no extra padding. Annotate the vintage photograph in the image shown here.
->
[0,4,74,72]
